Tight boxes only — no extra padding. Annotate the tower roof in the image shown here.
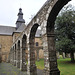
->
[18,8,23,15]
[16,8,25,23]
[16,8,25,29]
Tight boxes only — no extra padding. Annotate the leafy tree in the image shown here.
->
[55,5,75,62]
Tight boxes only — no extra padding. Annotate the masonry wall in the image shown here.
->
[35,37,44,59]
[13,32,21,43]
[35,37,42,46]
[0,33,44,62]
[0,35,13,62]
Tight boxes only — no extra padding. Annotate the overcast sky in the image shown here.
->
[0,0,75,27]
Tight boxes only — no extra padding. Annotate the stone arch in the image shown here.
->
[29,24,39,39]
[17,40,20,68]
[21,34,27,71]
[44,0,71,75]
[28,23,39,75]
[22,34,27,49]
[47,0,71,29]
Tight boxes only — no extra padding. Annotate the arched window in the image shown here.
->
[36,42,39,46]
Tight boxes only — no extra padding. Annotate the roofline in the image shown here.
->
[12,32,21,36]
[35,36,41,38]
[0,34,12,36]
[0,25,16,28]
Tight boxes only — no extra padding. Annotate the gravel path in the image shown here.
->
[0,63,44,75]
[37,69,44,75]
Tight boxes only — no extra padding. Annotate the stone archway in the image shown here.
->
[28,23,39,75]
[8,0,73,75]
[44,0,71,75]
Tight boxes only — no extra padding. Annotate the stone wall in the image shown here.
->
[35,37,42,46]
[0,35,13,62]
[37,49,44,59]
[13,32,21,43]
[0,33,43,62]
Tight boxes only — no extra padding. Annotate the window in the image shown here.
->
[36,42,39,46]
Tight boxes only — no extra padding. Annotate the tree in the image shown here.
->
[55,5,75,62]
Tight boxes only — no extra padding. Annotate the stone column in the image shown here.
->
[27,40,37,75]
[20,37,27,71]
[16,48,18,67]
[14,49,16,66]
[43,33,60,75]
[12,48,14,65]
[7,53,10,63]
[20,46,22,70]
[62,52,65,59]
[10,49,12,64]
[16,42,20,68]
[10,49,13,64]
[5,55,7,62]
[8,53,11,63]
[11,48,14,65]
[42,22,60,75]
[0,49,2,63]
[42,34,50,75]
[17,49,20,68]
[21,47,27,71]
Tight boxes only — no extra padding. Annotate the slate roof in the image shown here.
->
[0,24,41,37]
[0,25,16,35]
[14,24,41,37]
[14,23,26,33]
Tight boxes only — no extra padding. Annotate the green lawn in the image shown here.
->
[36,59,44,69]
[36,58,75,75]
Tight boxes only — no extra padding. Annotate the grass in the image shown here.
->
[58,58,75,75]
[36,58,75,75]
[36,59,44,69]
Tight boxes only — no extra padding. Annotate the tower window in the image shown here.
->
[36,42,39,46]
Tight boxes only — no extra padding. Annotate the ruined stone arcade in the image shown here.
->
[8,0,71,75]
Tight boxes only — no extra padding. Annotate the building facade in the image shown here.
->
[0,8,43,62]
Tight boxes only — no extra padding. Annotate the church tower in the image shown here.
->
[16,8,25,29]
